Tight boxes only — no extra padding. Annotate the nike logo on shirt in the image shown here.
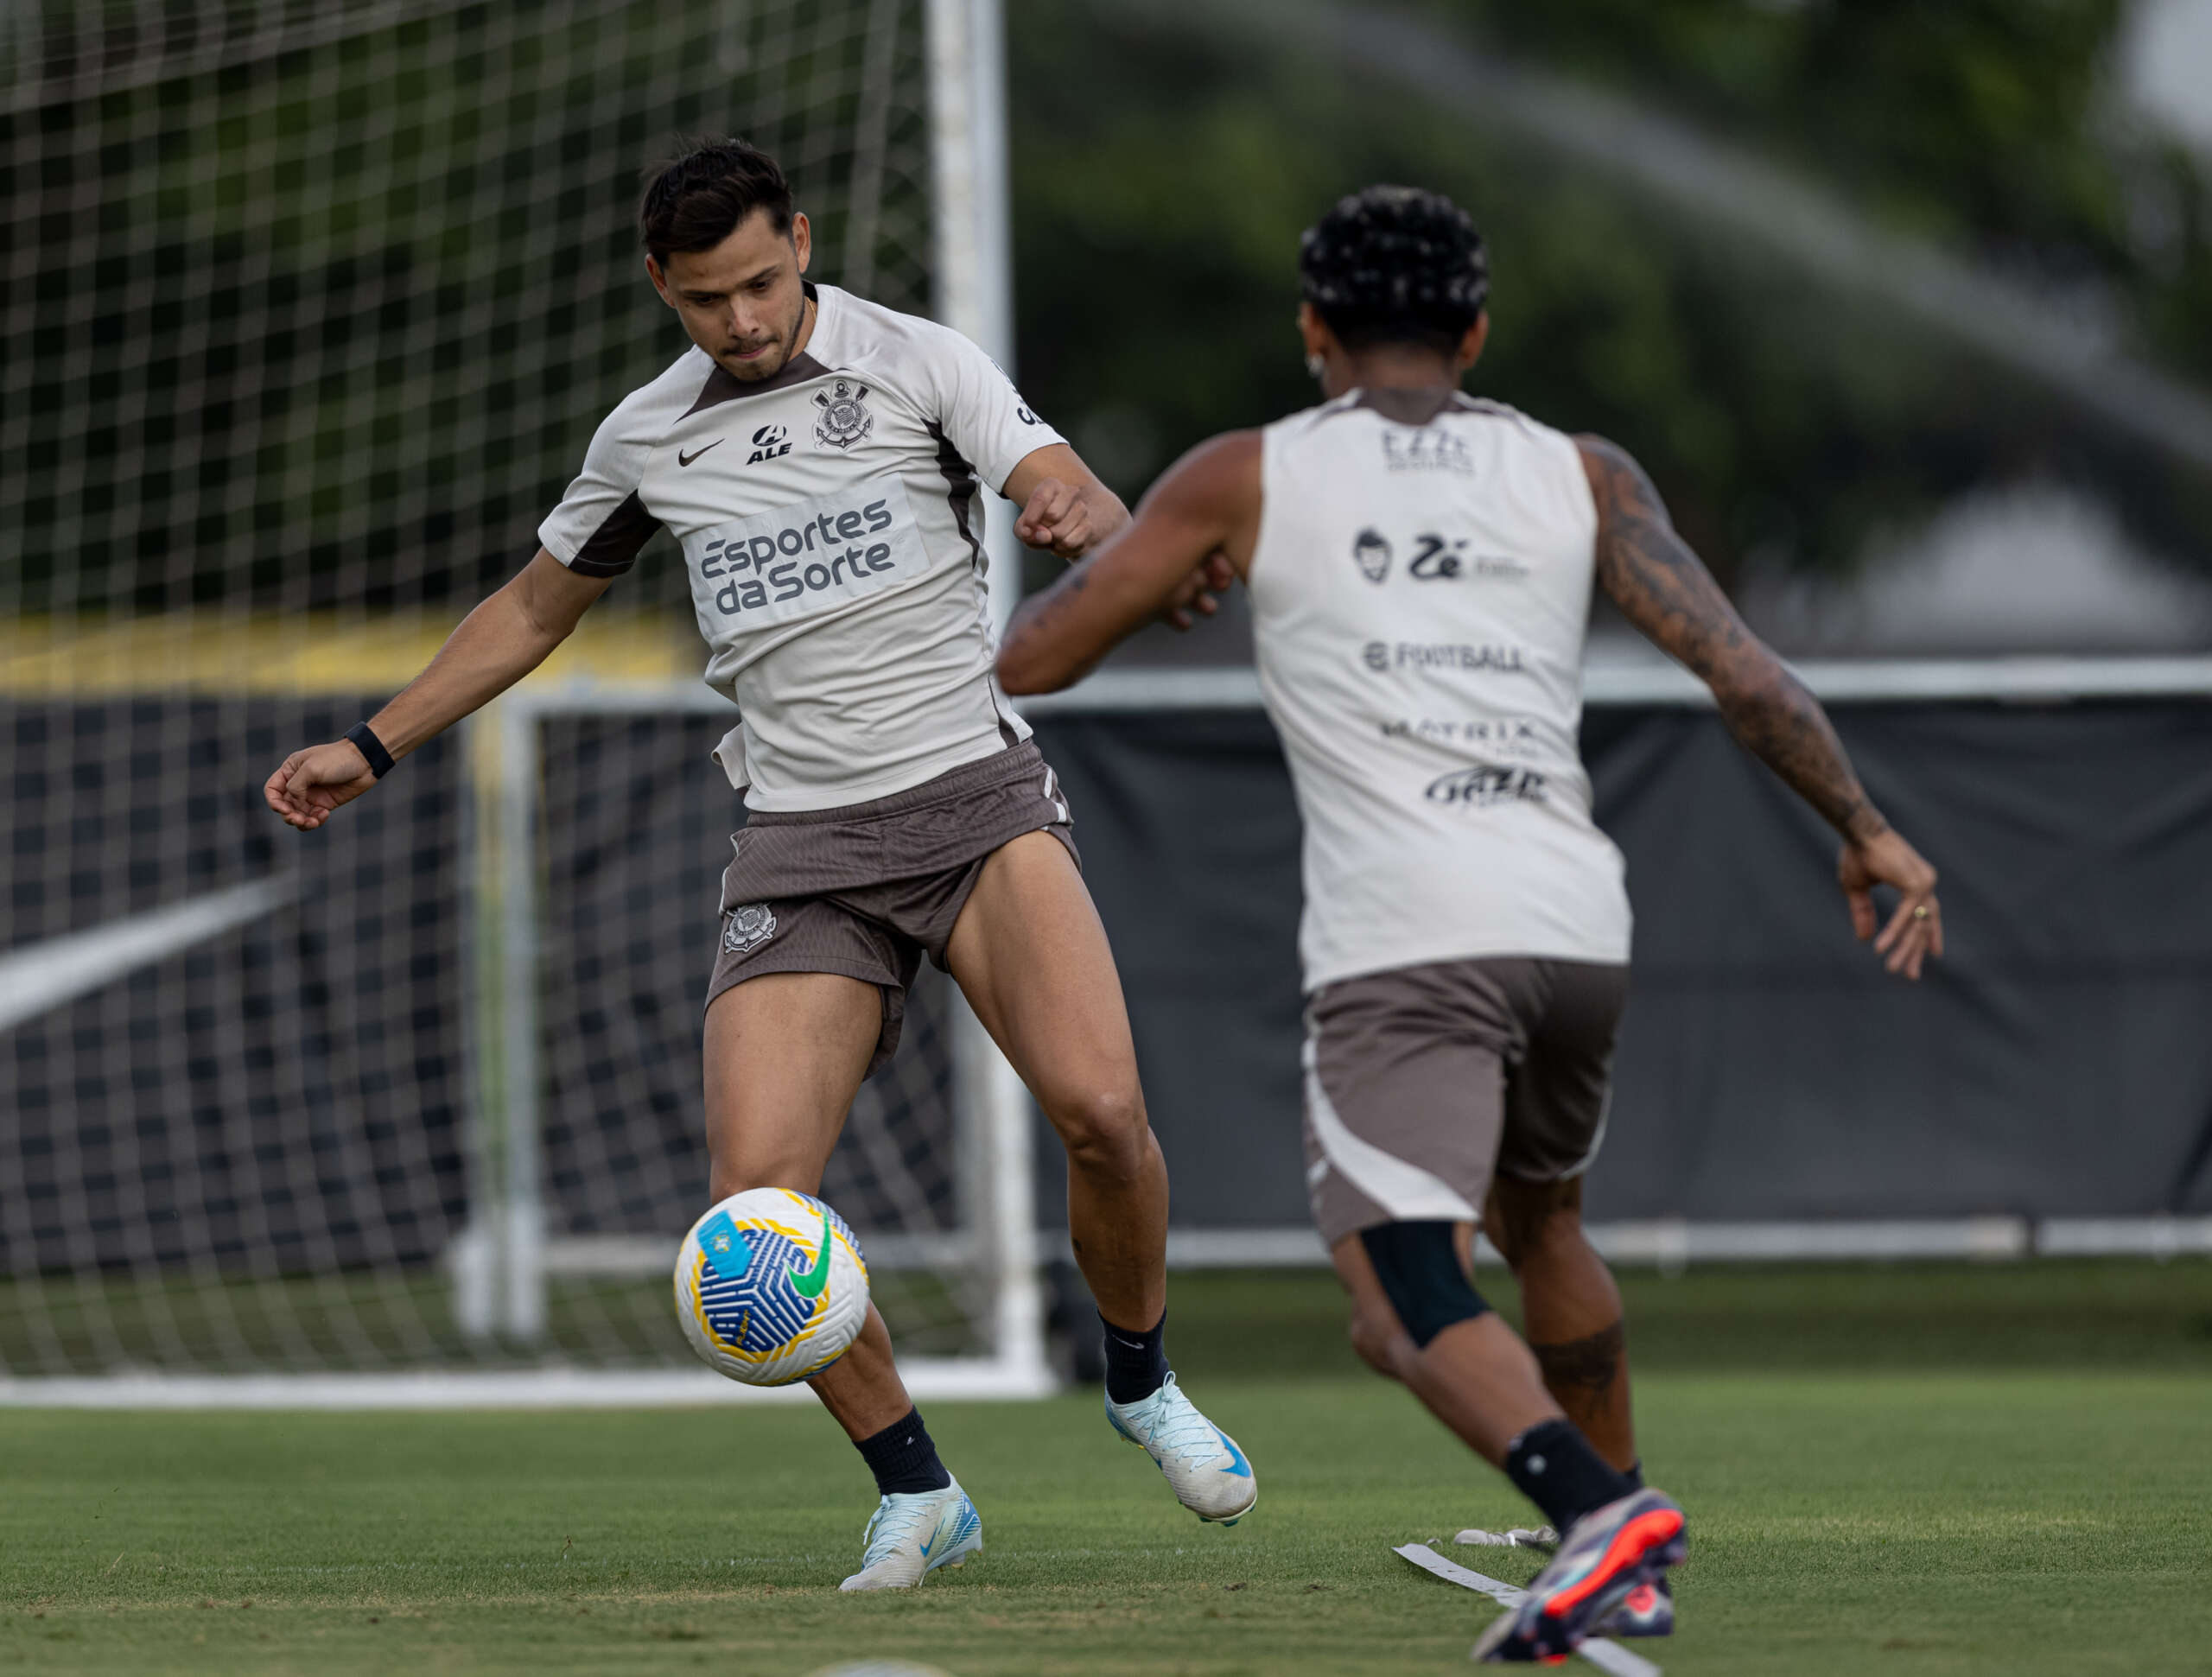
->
[678,439,724,467]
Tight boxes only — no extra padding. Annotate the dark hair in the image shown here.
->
[639,137,794,265]
[1298,185,1489,356]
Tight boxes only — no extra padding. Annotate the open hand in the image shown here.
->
[1838,828,1942,980]
[1159,550,1236,631]
[264,740,378,831]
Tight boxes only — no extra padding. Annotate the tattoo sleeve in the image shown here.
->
[1579,436,1887,843]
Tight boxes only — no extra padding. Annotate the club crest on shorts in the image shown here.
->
[812,379,874,450]
[723,902,778,955]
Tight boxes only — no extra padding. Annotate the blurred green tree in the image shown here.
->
[1010,0,2212,587]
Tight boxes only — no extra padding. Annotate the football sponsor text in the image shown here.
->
[1363,641,1528,674]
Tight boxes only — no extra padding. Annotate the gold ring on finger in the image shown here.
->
[1912,905,1930,921]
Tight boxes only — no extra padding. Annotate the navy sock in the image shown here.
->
[1503,1419,1637,1533]
[1098,1310,1169,1405]
[854,1407,951,1497]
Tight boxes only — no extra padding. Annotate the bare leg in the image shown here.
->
[943,832,1167,1331]
[1332,1228,1560,1464]
[1485,1173,1636,1471]
[702,970,913,1440]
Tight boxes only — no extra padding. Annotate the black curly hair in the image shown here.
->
[1298,185,1489,357]
[639,138,793,266]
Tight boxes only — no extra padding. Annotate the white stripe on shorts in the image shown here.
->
[1302,1033,1479,1224]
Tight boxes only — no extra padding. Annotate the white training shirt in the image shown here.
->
[538,283,1064,810]
[1248,388,1632,992]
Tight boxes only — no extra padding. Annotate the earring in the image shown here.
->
[1306,353,1325,381]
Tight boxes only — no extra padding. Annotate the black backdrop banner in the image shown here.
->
[1028,699,2212,1229]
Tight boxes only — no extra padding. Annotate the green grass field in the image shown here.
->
[3,1262,2209,1676]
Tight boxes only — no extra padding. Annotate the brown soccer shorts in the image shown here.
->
[1301,956,1629,1246]
[706,740,1078,1077]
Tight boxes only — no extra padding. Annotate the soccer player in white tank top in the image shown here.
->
[999,186,1944,1660]
[265,140,1256,1589]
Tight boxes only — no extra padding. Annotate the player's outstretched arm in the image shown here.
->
[264,549,613,832]
[995,431,1258,695]
[1578,435,1944,979]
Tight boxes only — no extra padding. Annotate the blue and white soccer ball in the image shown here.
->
[673,1187,871,1387]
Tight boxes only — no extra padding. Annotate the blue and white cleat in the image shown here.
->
[1105,1372,1258,1525]
[1471,1489,1686,1663]
[836,1477,982,1591]
[1592,1577,1674,1638]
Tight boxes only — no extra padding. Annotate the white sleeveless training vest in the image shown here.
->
[1249,388,1631,992]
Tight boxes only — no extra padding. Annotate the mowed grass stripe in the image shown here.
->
[3,1370,2208,1675]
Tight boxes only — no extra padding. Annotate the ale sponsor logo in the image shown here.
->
[747,423,792,465]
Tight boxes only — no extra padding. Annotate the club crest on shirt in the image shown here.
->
[812,380,874,450]
[723,902,778,956]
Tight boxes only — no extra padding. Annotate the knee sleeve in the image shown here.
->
[1359,1220,1490,1349]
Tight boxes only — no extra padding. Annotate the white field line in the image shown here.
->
[0,1357,1058,1411]
[1394,1543,1661,1677]
[0,874,296,1032]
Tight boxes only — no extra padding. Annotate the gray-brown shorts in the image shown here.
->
[1302,956,1629,1246]
[707,740,1079,1077]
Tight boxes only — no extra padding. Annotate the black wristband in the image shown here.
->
[345,721,396,779]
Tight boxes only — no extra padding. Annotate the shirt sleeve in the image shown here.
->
[537,394,664,577]
[923,323,1066,494]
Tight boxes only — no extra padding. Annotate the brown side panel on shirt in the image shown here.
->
[569,490,661,577]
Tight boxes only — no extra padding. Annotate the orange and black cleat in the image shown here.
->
[1472,1490,1687,1663]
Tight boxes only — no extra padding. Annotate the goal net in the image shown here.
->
[0,0,1046,1398]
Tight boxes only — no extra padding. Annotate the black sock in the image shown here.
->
[1098,1309,1169,1405]
[854,1407,951,1497]
[1503,1419,1637,1533]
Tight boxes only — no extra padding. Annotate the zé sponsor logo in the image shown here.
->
[699,497,899,617]
[1424,764,1548,808]
[747,424,792,465]
[1407,534,1529,583]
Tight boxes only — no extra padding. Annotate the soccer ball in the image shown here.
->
[673,1188,870,1386]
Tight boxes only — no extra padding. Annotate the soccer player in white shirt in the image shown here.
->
[265,140,1256,1587]
[996,185,1943,1659]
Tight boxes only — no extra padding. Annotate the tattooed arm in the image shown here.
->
[1578,435,1945,979]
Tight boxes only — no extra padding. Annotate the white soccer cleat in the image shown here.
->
[1104,1372,1258,1525]
[836,1478,982,1591]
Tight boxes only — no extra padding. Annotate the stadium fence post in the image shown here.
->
[497,693,550,1344]
[452,708,501,1342]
